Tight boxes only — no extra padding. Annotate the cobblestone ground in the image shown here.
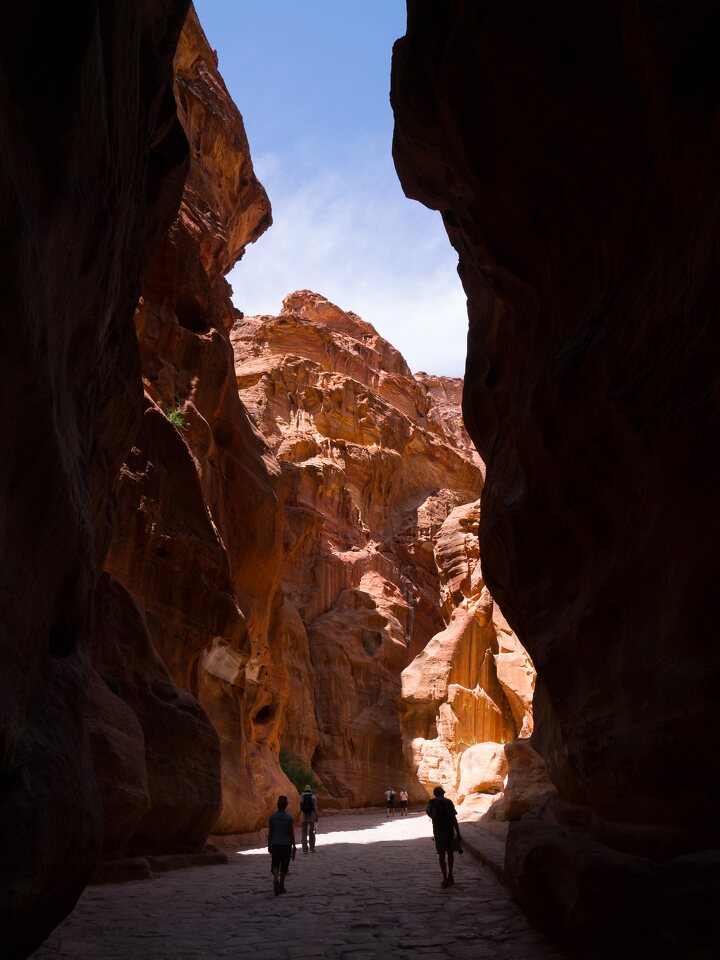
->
[32,810,565,960]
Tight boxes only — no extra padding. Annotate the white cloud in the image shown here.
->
[228,141,469,377]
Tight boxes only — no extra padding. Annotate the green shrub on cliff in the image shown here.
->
[279,747,321,793]
[165,407,188,431]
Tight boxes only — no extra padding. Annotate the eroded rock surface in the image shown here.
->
[232,291,485,804]
[399,500,534,813]
[392,3,720,954]
[0,2,190,955]
[100,7,294,839]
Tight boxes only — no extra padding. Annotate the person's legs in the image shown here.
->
[439,851,449,886]
[301,821,309,853]
[447,848,455,883]
[279,847,291,893]
[271,847,281,895]
[309,820,316,851]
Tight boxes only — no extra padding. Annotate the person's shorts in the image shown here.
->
[434,831,454,855]
[386,800,394,808]
[400,800,408,809]
[270,844,292,872]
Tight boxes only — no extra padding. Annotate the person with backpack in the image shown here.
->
[384,786,396,817]
[425,785,462,888]
[299,783,319,853]
[268,795,296,895]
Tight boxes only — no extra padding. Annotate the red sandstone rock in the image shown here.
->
[392,3,720,952]
[485,738,556,824]
[91,574,222,852]
[232,291,485,804]
[399,501,534,804]
[0,3,190,955]
[101,8,295,836]
[457,742,507,802]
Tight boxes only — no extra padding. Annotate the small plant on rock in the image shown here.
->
[165,407,188,431]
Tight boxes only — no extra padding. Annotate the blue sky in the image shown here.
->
[193,0,468,376]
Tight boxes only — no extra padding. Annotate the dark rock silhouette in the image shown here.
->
[0,1,190,956]
[392,2,720,955]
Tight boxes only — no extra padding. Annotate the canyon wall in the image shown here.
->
[98,7,298,841]
[0,1,191,955]
[232,291,485,804]
[392,2,720,955]
[400,499,535,815]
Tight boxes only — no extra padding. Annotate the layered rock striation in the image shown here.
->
[392,2,720,955]
[232,291,485,804]
[0,1,191,955]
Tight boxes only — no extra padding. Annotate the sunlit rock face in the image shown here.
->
[0,2,190,956]
[392,2,720,954]
[400,500,534,814]
[232,291,485,804]
[100,7,295,838]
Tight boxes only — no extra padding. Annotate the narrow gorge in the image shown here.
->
[1,2,716,959]
[80,10,534,858]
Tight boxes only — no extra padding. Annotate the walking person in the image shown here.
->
[399,786,409,816]
[385,786,396,817]
[299,783,319,853]
[426,786,462,888]
[268,795,296,895]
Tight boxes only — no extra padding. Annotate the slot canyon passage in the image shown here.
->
[1,1,718,959]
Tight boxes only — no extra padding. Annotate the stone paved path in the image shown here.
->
[32,810,565,960]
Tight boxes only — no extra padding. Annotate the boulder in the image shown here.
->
[457,742,508,802]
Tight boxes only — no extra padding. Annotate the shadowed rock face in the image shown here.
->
[0,2,190,956]
[392,1,720,953]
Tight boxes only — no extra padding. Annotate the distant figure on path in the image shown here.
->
[426,786,462,888]
[299,783,319,853]
[385,786,396,817]
[268,795,296,895]
[399,787,409,816]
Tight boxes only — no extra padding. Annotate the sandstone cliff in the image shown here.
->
[232,291,486,804]
[400,500,535,815]
[392,2,720,955]
[96,7,296,843]
[0,2,191,955]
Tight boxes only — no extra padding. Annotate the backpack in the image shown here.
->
[301,791,314,814]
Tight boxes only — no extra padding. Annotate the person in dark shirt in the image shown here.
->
[425,786,462,888]
[268,795,296,895]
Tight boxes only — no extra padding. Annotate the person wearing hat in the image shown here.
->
[268,795,296,895]
[425,786,462,888]
[299,783,319,853]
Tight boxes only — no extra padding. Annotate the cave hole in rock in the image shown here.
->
[175,289,211,334]
[253,704,275,726]
[361,629,383,656]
